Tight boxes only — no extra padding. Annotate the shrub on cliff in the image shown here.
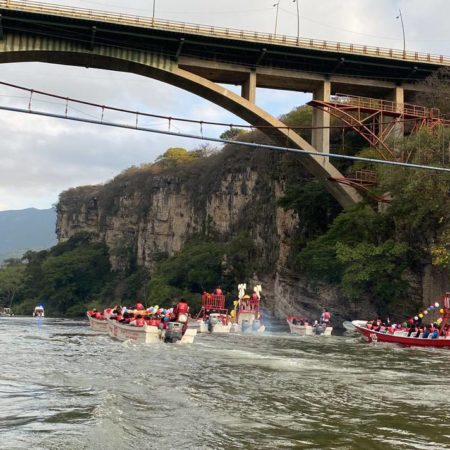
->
[293,129,450,314]
[147,233,257,309]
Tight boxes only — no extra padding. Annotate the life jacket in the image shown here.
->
[115,314,123,321]
[94,312,103,319]
[214,288,223,295]
[322,312,331,322]
[177,302,188,315]
[134,318,145,327]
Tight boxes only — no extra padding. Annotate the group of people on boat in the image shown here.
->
[87,299,190,330]
[365,318,450,339]
[291,309,331,328]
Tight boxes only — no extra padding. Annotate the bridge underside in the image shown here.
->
[0,32,365,207]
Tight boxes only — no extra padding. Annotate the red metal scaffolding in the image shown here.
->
[309,94,449,201]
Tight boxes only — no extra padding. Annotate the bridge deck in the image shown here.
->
[0,0,449,69]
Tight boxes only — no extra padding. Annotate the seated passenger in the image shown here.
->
[131,314,145,327]
[431,329,439,339]
[422,327,430,338]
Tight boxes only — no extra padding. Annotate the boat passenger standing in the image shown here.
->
[174,299,189,322]
[320,309,331,326]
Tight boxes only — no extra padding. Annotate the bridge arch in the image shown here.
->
[0,33,361,207]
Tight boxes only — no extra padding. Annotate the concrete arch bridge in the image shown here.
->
[0,0,448,208]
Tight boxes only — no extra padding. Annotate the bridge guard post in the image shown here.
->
[312,80,331,159]
[241,70,256,104]
[386,86,405,138]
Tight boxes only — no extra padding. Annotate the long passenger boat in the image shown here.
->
[352,320,450,347]
[87,313,109,333]
[353,293,450,348]
[106,318,161,343]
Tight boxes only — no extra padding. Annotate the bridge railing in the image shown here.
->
[331,94,440,119]
[1,0,450,67]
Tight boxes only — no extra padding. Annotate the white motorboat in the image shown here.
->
[107,318,161,344]
[287,317,332,336]
[0,307,12,316]
[33,305,45,317]
[230,284,265,333]
[106,318,196,344]
[87,314,109,332]
[191,293,232,333]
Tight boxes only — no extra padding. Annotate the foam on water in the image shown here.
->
[0,317,449,449]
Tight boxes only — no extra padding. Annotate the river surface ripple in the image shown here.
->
[0,317,449,449]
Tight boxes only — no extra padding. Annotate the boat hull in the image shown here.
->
[352,321,450,348]
[188,319,231,333]
[106,319,196,344]
[287,320,332,336]
[107,318,160,344]
[87,314,109,333]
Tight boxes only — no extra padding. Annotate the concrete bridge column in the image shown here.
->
[386,85,405,138]
[241,70,256,104]
[312,80,331,156]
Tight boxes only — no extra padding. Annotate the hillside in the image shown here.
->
[0,208,57,262]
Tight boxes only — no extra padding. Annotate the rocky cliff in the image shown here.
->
[56,138,377,322]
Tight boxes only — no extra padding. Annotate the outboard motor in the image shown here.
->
[241,320,252,333]
[164,322,184,343]
[252,320,261,332]
[315,324,325,335]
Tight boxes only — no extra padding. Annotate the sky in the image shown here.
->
[1,0,450,211]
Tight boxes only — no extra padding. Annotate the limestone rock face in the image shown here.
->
[55,145,419,322]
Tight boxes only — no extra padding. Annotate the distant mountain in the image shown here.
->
[0,208,57,262]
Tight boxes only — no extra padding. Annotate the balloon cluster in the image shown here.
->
[411,302,443,322]
[122,305,175,322]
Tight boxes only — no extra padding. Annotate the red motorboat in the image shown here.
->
[353,293,450,348]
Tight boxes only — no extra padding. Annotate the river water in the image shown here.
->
[1,317,449,450]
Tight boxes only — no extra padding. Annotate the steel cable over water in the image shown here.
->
[0,104,449,173]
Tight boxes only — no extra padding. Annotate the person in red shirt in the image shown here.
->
[131,315,145,327]
[320,309,331,325]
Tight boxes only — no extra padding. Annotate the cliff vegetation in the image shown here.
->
[1,78,449,318]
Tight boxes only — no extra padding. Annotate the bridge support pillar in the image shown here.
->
[241,70,256,104]
[312,80,331,157]
[386,86,405,138]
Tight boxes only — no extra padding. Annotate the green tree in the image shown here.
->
[155,147,201,169]
[219,128,247,141]
[336,240,410,311]
[0,262,26,308]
